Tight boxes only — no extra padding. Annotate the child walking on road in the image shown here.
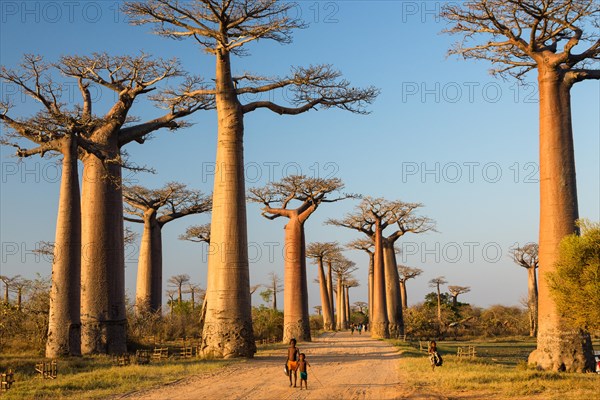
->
[297,353,311,390]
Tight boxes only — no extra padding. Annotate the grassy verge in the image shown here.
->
[0,353,233,400]
[391,338,600,400]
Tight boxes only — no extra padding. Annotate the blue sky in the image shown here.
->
[1,1,598,311]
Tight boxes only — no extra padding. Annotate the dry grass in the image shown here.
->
[2,338,598,399]
[0,352,232,400]
[391,338,600,400]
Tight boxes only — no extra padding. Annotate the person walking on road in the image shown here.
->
[287,338,300,387]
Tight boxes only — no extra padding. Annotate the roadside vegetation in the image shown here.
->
[392,338,600,400]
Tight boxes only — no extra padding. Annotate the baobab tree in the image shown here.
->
[332,257,357,330]
[123,182,211,314]
[323,245,344,328]
[262,272,283,311]
[1,55,151,356]
[12,277,31,311]
[397,266,423,309]
[180,224,211,244]
[0,55,87,357]
[168,274,191,306]
[306,242,339,331]
[345,279,360,323]
[429,276,448,325]
[328,198,387,338]
[510,242,539,337]
[443,0,598,372]
[3,53,211,355]
[125,0,378,358]
[60,53,210,355]
[346,239,374,323]
[179,223,211,325]
[249,175,354,342]
[329,197,435,338]
[166,290,177,317]
[0,275,20,304]
[353,301,368,314]
[448,285,471,308]
[187,283,205,310]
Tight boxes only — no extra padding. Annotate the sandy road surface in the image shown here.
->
[121,331,429,400]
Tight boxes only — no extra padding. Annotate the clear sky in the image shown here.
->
[1,1,598,312]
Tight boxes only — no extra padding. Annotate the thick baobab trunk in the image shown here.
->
[135,210,163,314]
[317,259,334,331]
[326,260,335,329]
[529,68,594,371]
[46,137,81,357]
[383,241,403,338]
[451,295,458,308]
[282,217,311,343]
[345,285,350,324]
[368,253,374,323]
[436,283,442,323]
[3,283,8,304]
[336,277,347,330]
[16,288,22,311]
[80,150,127,355]
[201,50,255,358]
[527,267,538,337]
[400,279,408,309]
[371,221,389,338]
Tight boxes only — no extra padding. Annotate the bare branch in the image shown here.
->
[179,223,211,243]
[123,182,212,226]
[442,0,599,80]
[248,175,353,223]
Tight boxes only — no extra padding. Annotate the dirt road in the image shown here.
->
[122,331,420,400]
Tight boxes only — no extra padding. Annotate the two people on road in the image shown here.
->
[286,338,312,389]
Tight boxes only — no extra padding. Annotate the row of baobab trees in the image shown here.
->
[1,0,598,372]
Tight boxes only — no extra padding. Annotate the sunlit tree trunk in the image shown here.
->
[46,136,81,357]
[344,285,350,325]
[326,260,335,329]
[16,287,23,310]
[368,252,373,324]
[282,217,310,342]
[371,220,389,338]
[317,258,334,330]
[529,67,594,371]
[383,240,403,338]
[272,280,277,311]
[400,279,408,309]
[135,210,163,314]
[527,266,538,337]
[80,146,127,355]
[436,282,442,323]
[202,50,255,358]
[336,276,347,330]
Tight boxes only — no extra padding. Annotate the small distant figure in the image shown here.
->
[297,353,311,390]
[287,338,300,387]
[364,323,368,332]
[428,340,443,371]
[357,323,363,335]
[350,323,355,335]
